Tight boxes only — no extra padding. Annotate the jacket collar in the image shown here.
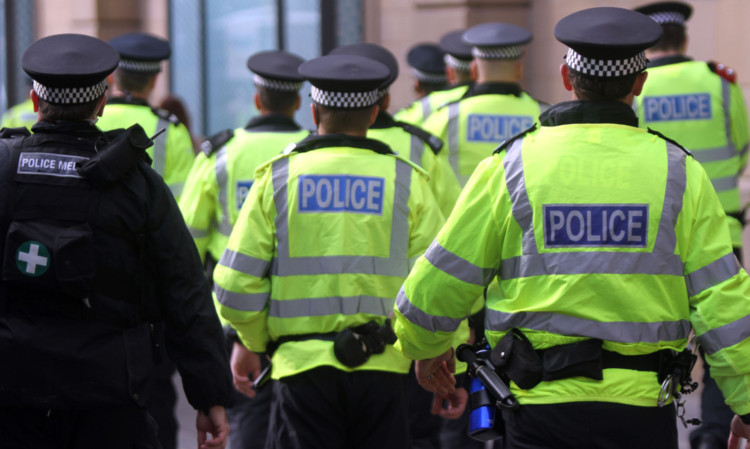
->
[370,112,397,129]
[107,96,150,107]
[647,54,693,68]
[539,100,639,128]
[244,114,304,132]
[289,133,394,155]
[32,120,104,138]
[461,82,522,100]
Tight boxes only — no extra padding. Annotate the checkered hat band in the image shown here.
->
[118,59,162,73]
[253,74,303,92]
[565,48,647,78]
[377,88,389,100]
[310,86,379,109]
[411,68,447,84]
[472,45,523,60]
[648,11,686,25]
[444,54,472,72]
[33,79,108,104]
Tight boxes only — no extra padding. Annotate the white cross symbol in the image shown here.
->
[18,243,49,274]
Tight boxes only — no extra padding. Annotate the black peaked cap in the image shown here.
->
[109,32,171,61]
[299,54,389,93]
[22,33,119,88]
[406,43,445,74]
[634,2,693,23]
[440,30,473,60]
[329,43,399,88]
[247,50,306,82]
[462,22,532,48]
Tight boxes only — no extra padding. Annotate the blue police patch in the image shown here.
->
[642,94,712,122]
[544,204,648,247]
[17,152,88,178]
[467,114,534,142]
[298,175,385,215]
[236,181,253,210]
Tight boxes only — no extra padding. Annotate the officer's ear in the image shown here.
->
[94,95,108,118]
[254,93,262,112]
[470,60,478,81]
[560,64,573,92]
[367,105,379,127]
[631,71,648,96]
[30,90,40,112]
[311,103,320,127]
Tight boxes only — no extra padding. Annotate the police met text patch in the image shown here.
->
[298,175,385,214]
[642,94,712,122]
[467,114,534,142]
[544,204,648,247]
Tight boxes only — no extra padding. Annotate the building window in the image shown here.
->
[1,0,35,112]
[170,0,362,136]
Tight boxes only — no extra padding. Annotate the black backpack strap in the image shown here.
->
[646,128,692,156]
[392,121,444,155]
[493,123,537,155]
[200,129,234,157]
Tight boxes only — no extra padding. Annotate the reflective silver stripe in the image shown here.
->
[396,285,464,332]
[424,240,497,286]
[500,139,687,279]
[699,313,750,355]
[721,77,735,158]
[152,117,169,175]
[501,252,684,278]
[270,157,413,277]
[685,252,741,297]
[215,146,232,237]
[447,102,463,184]
[409,134,425,165]
[692,145,736,163]
[169,182,184,198]
[269,295,394,318]
[219,249,271,277]
[420,96,432,121]
[215,286,269,312]
[188,226,209,239]
[711,175,738,193]
[503,138,537,255]
[485,308,692,343]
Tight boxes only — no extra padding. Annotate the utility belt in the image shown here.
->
[266,319,397,368]
[491,328,688,390]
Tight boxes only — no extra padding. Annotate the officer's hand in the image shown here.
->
[416,347,456,397]
[728,415,750,449]
[230,342,261,398]
[196,405,229,449]
[431,387,468,419]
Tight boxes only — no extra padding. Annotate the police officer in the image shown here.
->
[213,54,444,449]
[392,7,750,449]
[633,3,750,448]
[0,33,231,449]
[422,22,547,186]
[97,32,195,200]
[179,49,309,449]
[1,94,36,130]
[330,42,461,218]
[394,43,448,126]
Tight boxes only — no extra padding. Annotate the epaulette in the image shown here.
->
[647,128,692,156]
[152,107,181,125]
[392,121,444,155]
[0,127,31,139]
[200,129,235,157]
[492,123,537,154]
[707,61,737,84]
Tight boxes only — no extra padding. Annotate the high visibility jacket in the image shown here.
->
[97,97,195,200]
[422,82,546,186]
[637,56,750,248]
[0,98,36,131]
[394,83,471,127]
[179,114,310,264]
[368,112,461,217]
[394,100,750,415]
[214,134,445,380]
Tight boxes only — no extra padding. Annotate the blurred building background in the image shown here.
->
[2,0,750,137]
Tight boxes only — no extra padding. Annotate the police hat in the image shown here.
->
[22,33,119,105]
[462,22,532,60]
[298,54,389,109]
[406,43,447,85]
[108,32,171,74]
[634,2,692,26]
[440,30,473,72]
[555,7,662,78]
[329,43,399,92]
[247,50,305,92]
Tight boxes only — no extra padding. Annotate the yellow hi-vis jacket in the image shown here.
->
[394,83,472,127]
[214,134,445,380]
[97,97,195,200]
[422,82,547,186]
[637,57,750,248]
[368,112,462,217]
[394,100,750,415]
[179,115,310,264]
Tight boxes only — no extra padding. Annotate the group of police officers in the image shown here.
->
[1,2,750,449]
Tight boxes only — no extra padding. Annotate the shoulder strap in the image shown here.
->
[707,61,737,84]
[0,127,31,139]
[200,129,235,157]
[493,124,537,155]
[392,120,444,155]
[646,128,693,156]
[151,107,181,125]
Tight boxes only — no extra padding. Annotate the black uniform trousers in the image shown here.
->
[265,366,409,449]
[0,405,161,449]
[501,402,678,449]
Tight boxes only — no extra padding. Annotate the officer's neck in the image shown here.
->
[316,125,368,137]
[110,85,151,102]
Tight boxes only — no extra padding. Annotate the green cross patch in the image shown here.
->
[16,241,50,277]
